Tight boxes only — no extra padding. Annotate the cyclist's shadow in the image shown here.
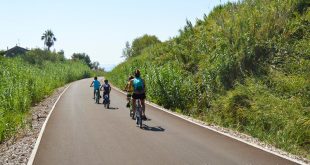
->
[107,107,118,110]
[142,125,165,132]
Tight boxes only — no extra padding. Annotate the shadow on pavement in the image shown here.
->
[142,125,165,132]
[107,107,119,110]
[145,118,151,121]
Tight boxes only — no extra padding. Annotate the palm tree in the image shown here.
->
[41,30,56,51]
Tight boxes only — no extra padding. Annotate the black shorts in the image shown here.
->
[132,93,146,100]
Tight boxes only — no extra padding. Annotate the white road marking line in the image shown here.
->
[112,84,306,165]
[27,84,71,165]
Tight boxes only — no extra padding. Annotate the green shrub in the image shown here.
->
[0,57,91,142]
[106,0,310,158]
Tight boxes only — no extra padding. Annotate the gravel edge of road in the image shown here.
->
[0,85,69,165]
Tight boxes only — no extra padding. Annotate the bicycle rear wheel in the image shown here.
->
[136,99,143,128]
[95,90,100,104]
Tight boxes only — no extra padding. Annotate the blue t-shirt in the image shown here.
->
[93,80,101,89]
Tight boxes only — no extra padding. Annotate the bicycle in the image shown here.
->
[127,94,134,118]
[95,89,100,104]
[103,93,110,109]
[135,99,143,128]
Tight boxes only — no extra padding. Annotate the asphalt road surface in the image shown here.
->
[32,78,298,165]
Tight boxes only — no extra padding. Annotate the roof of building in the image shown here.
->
[5,46,29,57]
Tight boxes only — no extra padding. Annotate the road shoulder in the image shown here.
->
[0,85,69,165]
[112,84,309,165]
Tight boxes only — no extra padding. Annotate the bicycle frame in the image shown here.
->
[95,89,100,104]
[128,96,134,117]
[135,99,143,128]
[103,93,110,108]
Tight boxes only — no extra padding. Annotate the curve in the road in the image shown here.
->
[29,78,303,165]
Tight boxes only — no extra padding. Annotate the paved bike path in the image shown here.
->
[32,78,298,165]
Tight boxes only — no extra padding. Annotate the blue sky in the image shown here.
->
[0,0,236,70]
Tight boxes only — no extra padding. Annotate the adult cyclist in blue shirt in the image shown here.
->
[130,69,147,120]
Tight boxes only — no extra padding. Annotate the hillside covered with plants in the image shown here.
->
[106,0,310,158]
[0,49,93,142]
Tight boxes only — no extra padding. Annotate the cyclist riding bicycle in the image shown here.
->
[101,79,111,101]
[130,69,147,120]
[124,75,134,108]
[90,77,101,99]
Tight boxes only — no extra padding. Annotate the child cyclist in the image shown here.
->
[90,77,101,99]
[101,79,111,102]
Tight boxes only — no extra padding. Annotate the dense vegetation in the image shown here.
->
[0,49,92,142]
[122,34,161,59]
[106,0,310,158]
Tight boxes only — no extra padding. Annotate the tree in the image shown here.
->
[71,53,92,68]
[122,41,132,60]
[0,50,5,56]
[21,48,65,65]
[131,34,161,57]
[57,49,66,61]
[91,61,100,70]
[41,30,57,51]
[98,67,105,72]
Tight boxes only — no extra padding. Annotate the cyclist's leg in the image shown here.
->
[95,89,99,103]
[126,96,130,107]
[126,93,131,107]
[103,91,106,98]
[132,93,137,118]
[95,89,100,97]
[142,100,145,114]
[107,92,110,103]
[141,93,146,115]
[132,98,136,115]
